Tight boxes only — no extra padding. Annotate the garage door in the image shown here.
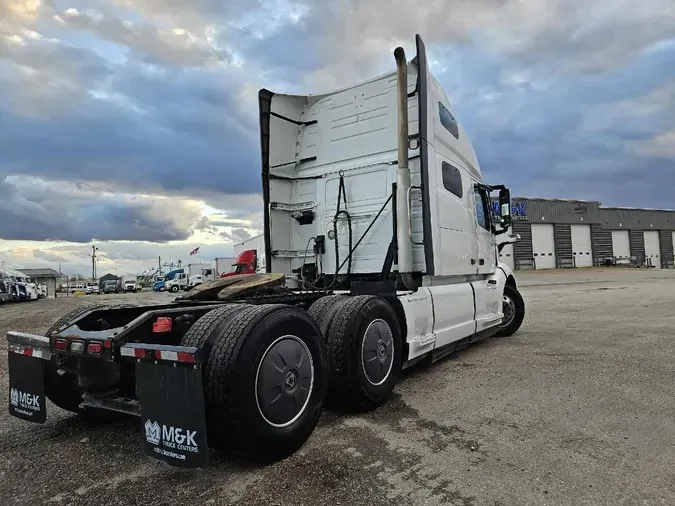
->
[571,224,593,267]
[643,231,661,268]
[531,224,556,269]
[611,230,630,259]
[498,242,515,270]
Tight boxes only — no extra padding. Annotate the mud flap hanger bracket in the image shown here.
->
[6,331,51,361]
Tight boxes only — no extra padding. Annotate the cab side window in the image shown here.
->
[442,162,462,198]
[439,102,459,139]
[474,186,490,231]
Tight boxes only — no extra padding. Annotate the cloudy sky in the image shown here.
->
[1,0,674,276]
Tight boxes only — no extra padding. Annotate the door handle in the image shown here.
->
[488,279,497,285]
[471,259,476,265]
[479,259,485,265]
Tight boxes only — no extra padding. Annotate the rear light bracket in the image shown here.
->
[120,343,203,366]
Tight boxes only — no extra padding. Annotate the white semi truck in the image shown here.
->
[164,263,217,292]
[119,275,138,293]
[6,35,523,468]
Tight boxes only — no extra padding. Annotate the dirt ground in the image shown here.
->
[1,268,674,506]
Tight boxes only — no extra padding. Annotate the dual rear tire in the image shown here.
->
[188,295,403,461]
[309,295,403,411]
[182,304,328,462]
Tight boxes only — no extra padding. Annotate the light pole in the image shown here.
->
[90,245,99,281]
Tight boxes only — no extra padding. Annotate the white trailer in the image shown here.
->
[186,263,211,278]
[5,35,524,468]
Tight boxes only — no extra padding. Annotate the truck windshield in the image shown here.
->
[230,264,246,273]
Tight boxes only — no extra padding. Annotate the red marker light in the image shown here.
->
[54,339,69,351]
[152,317,172,333]
[87,342,103,354]
[176,352,196,363]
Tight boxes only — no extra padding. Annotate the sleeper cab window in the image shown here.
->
[439,102,459,139]
[442,162,462,198]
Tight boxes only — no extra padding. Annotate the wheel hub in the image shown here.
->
[284,370,297,391]
[255,336,314,428]
[362,319,394,386]
[501,295,516,327]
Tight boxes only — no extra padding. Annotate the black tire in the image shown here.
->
[170,285,179,293]
[494,284,525,337]
[307,295,349,338]
[44,303,135,418]
[325,295,403,411]
[205,304,327,461]
[180,304,248,361]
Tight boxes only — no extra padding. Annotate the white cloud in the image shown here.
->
[633,128,675,158]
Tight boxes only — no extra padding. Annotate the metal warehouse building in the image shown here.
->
[495,198,675,270]
[17,268,60,297]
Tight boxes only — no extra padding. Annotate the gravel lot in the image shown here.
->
[1,269,674,506]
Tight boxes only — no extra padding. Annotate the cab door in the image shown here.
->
[471,185,503,331]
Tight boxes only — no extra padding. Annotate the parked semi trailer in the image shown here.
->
[6,36,524,468]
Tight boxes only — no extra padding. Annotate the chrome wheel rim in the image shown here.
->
[361,319,394,386]
[501,295,516,327]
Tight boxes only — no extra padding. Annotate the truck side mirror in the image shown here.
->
[499,188,512,228]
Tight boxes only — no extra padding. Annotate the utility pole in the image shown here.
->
[91,244,99,281]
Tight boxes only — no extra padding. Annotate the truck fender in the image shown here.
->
[497,263,517,289]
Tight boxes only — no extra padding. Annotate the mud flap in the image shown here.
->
[6,332,51,423]
[122,343,208,468]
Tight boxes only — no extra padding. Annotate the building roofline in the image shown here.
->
[513,196,675,212]
[598,205,675,212]
[513,196,600,204]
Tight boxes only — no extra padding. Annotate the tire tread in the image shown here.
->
[326,295,401,410]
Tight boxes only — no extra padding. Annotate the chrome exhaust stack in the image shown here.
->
[394,47,418,291]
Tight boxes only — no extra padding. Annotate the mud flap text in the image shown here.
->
[8,352,47,423]
[136,360,208,468]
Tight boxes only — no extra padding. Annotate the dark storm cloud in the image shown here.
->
[453,41,675,207]
[0,57,260,197]
[0,176,202,242]
[221,227,253,243]
[0,194,196,242]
